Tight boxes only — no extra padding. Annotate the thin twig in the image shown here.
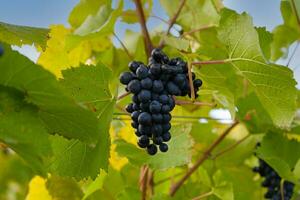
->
[288,42,299,67]
[192,60,227,65]
[291,0,300,28]
[192,191,213,200]
[154,172,185,186]
[169,121,239,196]
[158,0,187,48]
[149,15,169,25]
[133,0,153,57]
[187,62,196,101]
[147,170,154,196]
[117,92,130,100]
[113,32,133,60]
[181,25,215,37]
[212,134,250,159]
[139,165,149,200]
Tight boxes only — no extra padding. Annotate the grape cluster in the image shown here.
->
[253,151,295,199]
[119,48,202,155]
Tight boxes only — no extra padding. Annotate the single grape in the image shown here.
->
[149,100,161,114]
[136,65,149,79]
[138,89,151,103]
[128,80,141,94]
[128,61,140,73]
[159,143,168,152]
[119,72,134,85]
[138,112,152,125]
[141,77,153,89]
[147,144,158,155]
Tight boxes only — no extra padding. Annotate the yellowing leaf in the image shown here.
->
[38,25,91,77]
[26,176,52,200]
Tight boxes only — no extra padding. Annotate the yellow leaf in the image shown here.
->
[26,176,52,200]
[38,25,110,78]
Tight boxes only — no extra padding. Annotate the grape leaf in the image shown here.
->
[256,27,273,60]
[0,87,51,175]
[218,10,297,128]
[256,132,300,182]
[69,0,108,29]
[160,0,220,31]
[0,45,101,145]
[0,21,49,49]
[47,64,115,179]
[164,36,189,51]
[115,124,194,169]
[236,93,274,133]
[212,171,234,200]
[271,0,300,60]
[74,0,122,36]
[60,64,115,171]
[46,175,83,200]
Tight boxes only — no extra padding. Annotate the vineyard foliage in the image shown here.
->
[0,0,300,199]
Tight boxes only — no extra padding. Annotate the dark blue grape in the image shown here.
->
[141,77,153,89]
[152,114,163,123]
[138,90,151,103]
[147,144,157,155]
[152,80,164,93]
[162,132,171,142]
[128,61,140,73]
[136,65,149,79]
[138,112,152,125]
[159,143,168,152]
[119,72,134,85]
[149,100,161,114]
[128,80,141,94]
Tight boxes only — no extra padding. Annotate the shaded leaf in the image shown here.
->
[0,21,49,49]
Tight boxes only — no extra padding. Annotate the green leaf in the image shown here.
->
[0,45,101,145]
[47,64,115,179]
[116,187,141,200]
[195,64,236,118]
[46,175,83,200]
[0,89,51,175]
[257,132,300,182]
[256,27,273,60]
[47,135,105,180]
[60,64,115,171]
[69,0,108,29]
[164,36,190,51]
[0,22,49,49]
[160,0,220,31]
[115,124,194,169]
[237,93,274,133]
[74,0,122,36]
[271,0,300,60]
[212,171,234,200]
[218,10,297,128]
[82,171,107,200]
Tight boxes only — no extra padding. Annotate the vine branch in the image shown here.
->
[181,25,215,37]
[133,0,153,57]
[113,32,133,60]
[169,121,239,196]
[212,134,250,159]
[139,165,149,200]
[158,0,187,48]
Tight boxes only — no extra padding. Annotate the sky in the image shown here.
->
[0,0,299,87]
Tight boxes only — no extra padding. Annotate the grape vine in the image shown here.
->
[119,48,202,155]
